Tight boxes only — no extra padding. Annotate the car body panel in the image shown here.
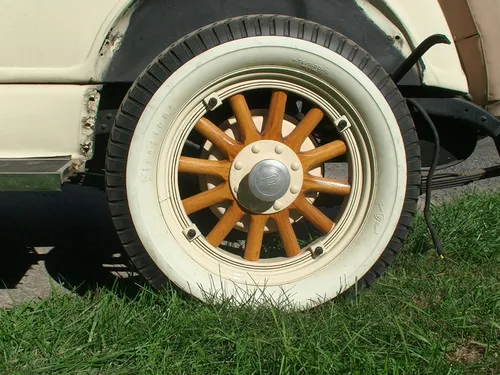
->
[0,85,99,161]
[0,0,132,83]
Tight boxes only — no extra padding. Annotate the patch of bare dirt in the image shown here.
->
[446,342,484,365]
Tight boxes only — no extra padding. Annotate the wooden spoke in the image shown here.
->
[244,215,268,261]
[182,183,232,215]
[262,91,287,140]
[195,117,242,160]
[303,175,351,196]
[206,202,245,248]
[292,195,334,234]
[284,108,324,151]
[229,94,261,144]
[273,209,301,257]
[299,140,347,171]
[179,156,230,180]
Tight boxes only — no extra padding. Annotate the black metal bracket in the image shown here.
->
[95,109,117,135]
[414,97,500,138]
[391,34,451,84]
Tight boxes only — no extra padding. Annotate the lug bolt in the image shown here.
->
[207,97,218,110]
[338,120,348,131]
[274,145,284,154]
[290,185,300,194]
[251,144,260,154]
[314,246,324,258]
[234,185,239,193]
[187,229,197,239]
[291,162,300,171]
[273,201,283,210]
[234,161,244,170]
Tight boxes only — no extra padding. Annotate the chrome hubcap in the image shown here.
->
[248,159,290,202]
[229,140,304,215]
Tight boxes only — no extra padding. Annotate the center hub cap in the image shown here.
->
[229,140,304,214]
[248,160,290,202]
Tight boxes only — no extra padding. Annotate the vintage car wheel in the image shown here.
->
[105,15,421,309]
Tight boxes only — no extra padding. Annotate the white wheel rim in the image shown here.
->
[156,73,371,282]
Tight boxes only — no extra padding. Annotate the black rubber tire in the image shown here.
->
[105,15,421,294]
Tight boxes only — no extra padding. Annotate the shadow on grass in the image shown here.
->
[0,183,147,299]
[404,217,435,256]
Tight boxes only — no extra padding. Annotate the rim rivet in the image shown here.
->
[252,144,260,154]
[314,247,324,258]
[338,119,348,131]
[207,97,218,110]
[234,161,243,170]
[273,201,283,210]
[274,145,284,154]
[291,162,300,171]
[290,185,300,194]
[187,229,197,239]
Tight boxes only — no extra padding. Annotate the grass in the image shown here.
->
[1,192,499,374]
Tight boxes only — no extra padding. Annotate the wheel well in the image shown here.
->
[102,0,420,86]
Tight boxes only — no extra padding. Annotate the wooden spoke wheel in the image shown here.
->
[106,15,421,310]
[179,91,350,261]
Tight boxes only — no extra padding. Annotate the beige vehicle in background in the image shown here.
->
[1,0,499,309]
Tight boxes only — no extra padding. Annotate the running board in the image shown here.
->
[421,165,500,193]
[0,157,73,191]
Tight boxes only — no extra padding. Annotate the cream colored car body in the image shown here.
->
[0,0,467,164]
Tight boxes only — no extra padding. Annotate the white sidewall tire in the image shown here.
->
[126,36,406,307]
[124,36,408,309]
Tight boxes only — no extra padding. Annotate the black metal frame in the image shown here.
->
[413,98,500,138]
